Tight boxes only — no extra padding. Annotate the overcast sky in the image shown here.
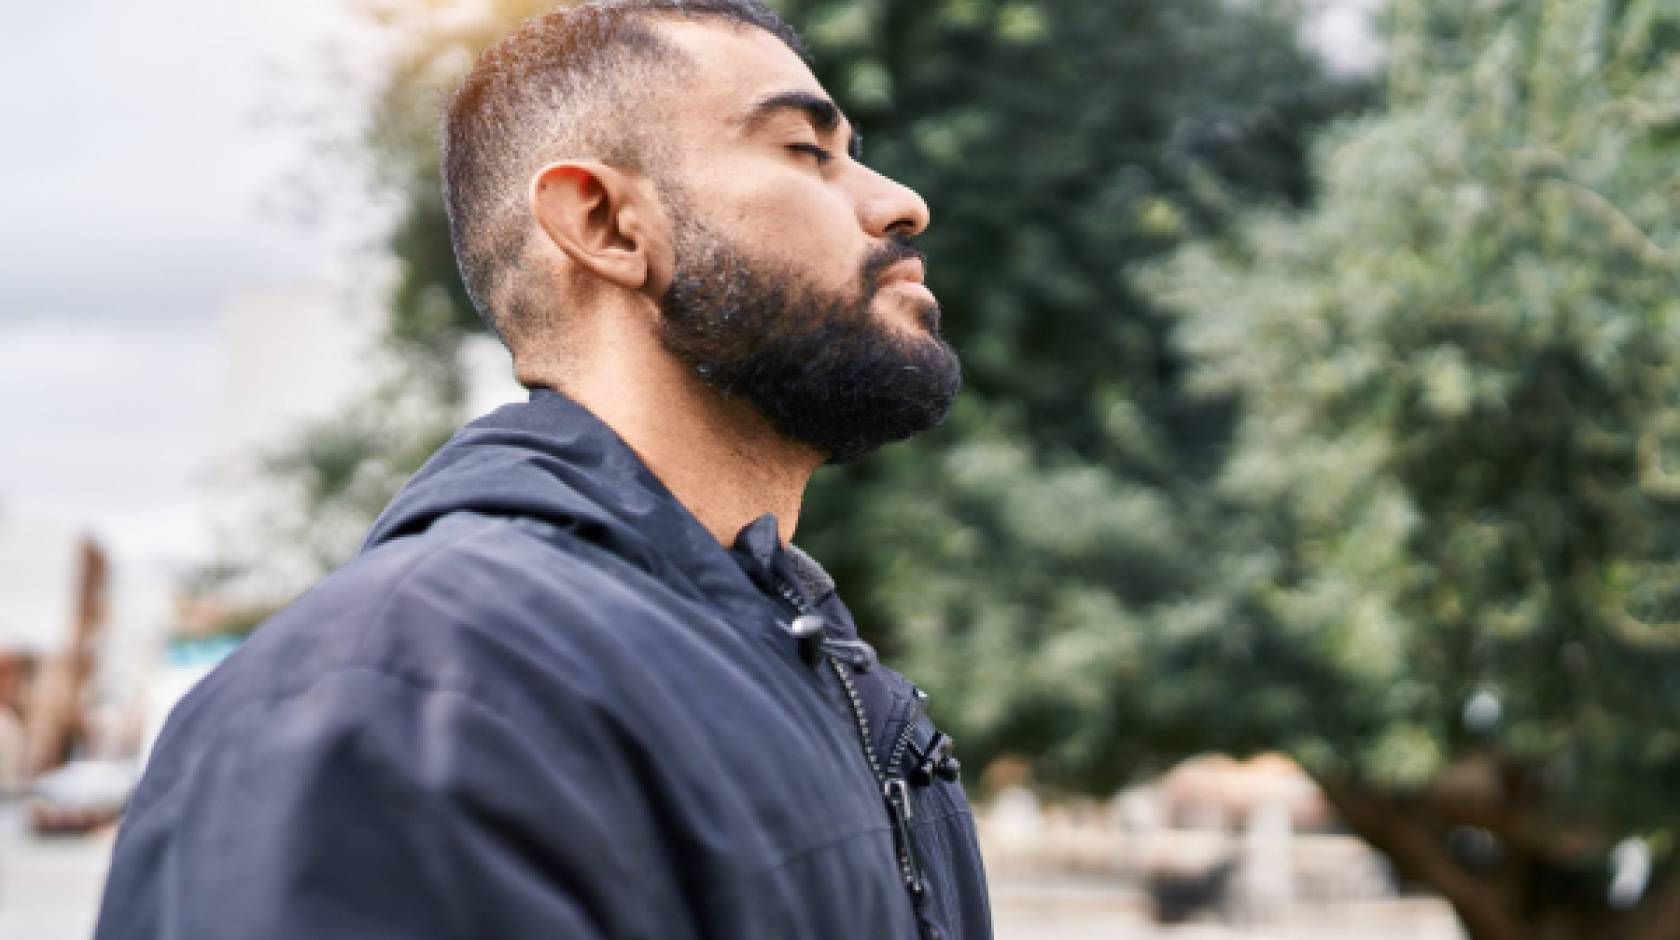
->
[1,0,380,572]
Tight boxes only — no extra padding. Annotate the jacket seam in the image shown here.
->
[731,806,972,897]
[739,822,895,886]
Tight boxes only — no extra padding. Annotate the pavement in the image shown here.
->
[989,875,1465,939]
[0,801,1463,940]
[0,803,111,940]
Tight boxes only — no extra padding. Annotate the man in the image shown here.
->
[95,1,989,938]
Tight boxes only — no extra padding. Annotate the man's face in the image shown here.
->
[648,21,961,462]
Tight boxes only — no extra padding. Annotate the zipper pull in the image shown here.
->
[883,778,926,897]
[819,636,878,672]
[787,613,828,666]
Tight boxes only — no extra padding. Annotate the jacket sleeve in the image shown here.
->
[95,667,658,940]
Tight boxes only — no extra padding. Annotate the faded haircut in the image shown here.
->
[442,0,807,349]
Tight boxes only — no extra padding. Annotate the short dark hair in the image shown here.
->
[442,0,807,349]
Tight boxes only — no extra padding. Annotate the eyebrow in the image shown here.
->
[741,90,864,159]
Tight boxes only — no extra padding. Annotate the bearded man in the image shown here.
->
[94,2,989,938]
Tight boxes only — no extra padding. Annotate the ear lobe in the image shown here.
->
[530,162,650,291]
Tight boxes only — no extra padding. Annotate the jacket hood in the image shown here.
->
[362,389,758,612]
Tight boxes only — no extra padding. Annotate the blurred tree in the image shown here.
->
[1151,0,1680,936]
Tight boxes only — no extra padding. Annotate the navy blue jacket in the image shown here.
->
[96,390,991,939]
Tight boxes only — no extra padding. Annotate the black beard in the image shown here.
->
[656,218,962,463]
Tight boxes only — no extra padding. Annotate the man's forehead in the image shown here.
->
[653,19,835,128]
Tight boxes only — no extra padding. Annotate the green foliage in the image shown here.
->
[1150,0,1680,930]
[1164,0,1680,816]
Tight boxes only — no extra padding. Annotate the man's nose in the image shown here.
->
[857,167,931,239]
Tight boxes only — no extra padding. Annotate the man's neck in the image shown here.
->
[532,312,823,547]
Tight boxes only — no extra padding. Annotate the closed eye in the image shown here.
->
[788,142,834,165]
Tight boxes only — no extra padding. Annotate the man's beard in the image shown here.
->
[656,210,962,463]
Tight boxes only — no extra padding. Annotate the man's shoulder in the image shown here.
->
[232,512,681,683]
[133,514,689,809]
[216,514,603,670]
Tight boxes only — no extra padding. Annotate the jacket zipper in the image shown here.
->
[774,578,928,900]
[888,688,927,778]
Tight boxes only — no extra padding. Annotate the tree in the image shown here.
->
[1149,1,1680,936]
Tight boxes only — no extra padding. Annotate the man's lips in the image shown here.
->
[878,258,926,288]
[877,258,937,308]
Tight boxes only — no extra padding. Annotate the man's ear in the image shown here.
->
[530,162,653,291]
